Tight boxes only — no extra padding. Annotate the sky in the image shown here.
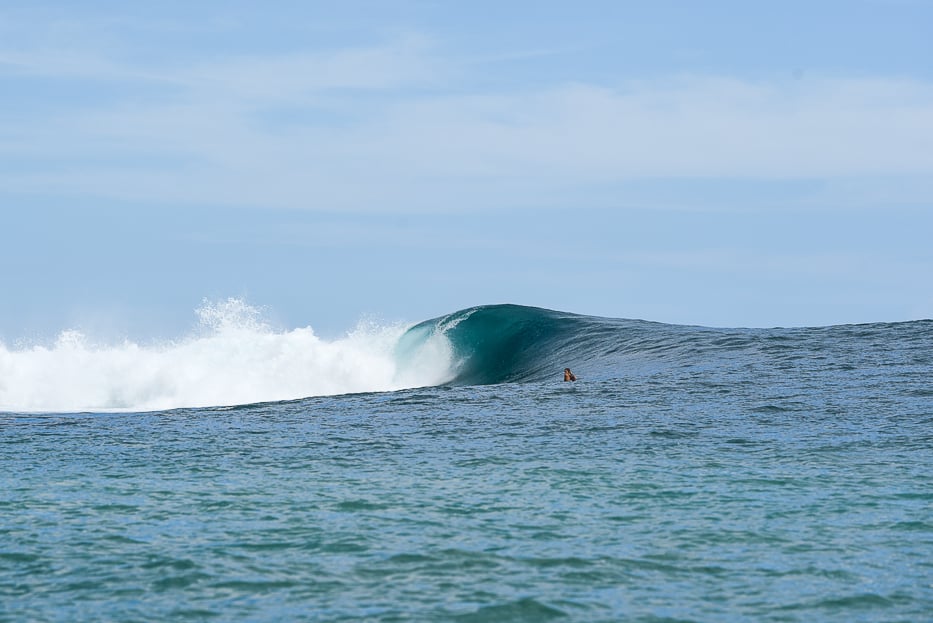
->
[1,0,932,339]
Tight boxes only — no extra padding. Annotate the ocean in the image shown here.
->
[2,303,931,622]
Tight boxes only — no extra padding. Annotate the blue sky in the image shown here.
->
[2,0,932,339]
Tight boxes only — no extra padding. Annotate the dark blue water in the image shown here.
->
[2,308,932,622]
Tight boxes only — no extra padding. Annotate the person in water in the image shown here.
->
[563,368,576,382]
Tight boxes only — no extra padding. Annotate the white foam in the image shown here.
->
[0,299,455,412]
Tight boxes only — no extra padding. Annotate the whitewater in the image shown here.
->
[0,299,455,412]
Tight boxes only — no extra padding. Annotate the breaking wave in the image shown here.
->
[2,300,929,413]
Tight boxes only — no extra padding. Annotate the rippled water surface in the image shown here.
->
[3,325,933,622]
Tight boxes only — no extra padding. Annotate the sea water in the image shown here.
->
[1,304,931,622]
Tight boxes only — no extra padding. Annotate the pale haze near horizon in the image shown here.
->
[1,1,932,340]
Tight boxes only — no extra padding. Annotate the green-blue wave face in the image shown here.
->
[396,304,933,387]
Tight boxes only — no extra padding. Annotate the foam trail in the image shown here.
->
[0,299,455,413]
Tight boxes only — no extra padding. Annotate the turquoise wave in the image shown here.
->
[397,304,653,385]
[397,304,933,386]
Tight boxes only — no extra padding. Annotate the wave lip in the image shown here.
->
[397,304,616,385]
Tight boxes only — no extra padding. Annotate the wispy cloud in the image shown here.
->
[182,42,438,100]
[2,21,933,212]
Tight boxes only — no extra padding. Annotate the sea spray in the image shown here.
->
[0,298,455,412]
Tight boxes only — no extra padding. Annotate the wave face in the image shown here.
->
[399,303,933,386]
[397,304,607,385]
[3,301,930,412]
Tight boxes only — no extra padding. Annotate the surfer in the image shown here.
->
[563,368,576,382]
